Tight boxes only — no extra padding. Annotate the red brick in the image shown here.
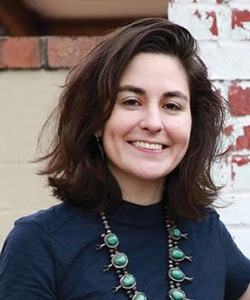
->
[47,36,98,69]
[192,9,218,37]
[228,82,250,116]
[235,126,250,151]
[223,125,234,137]
[0,40,5,68]
[232,155,250,167]
[232,9,250,29]
[194,10,202,19]
[206,11,218,36]
[0,37,41,69]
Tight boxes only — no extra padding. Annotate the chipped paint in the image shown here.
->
[206,11,218,36]
[232,9,250,29]
[235,126,250,151]
[232,156,250,167]
[224,125,234,137]
[231,162,236,181]
[167,0,250,258]
[194,9,202,19]
[228,82,250,116]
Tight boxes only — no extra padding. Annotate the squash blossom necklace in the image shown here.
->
[96,206,193,300]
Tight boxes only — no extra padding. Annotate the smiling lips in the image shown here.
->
[131,141,167,151]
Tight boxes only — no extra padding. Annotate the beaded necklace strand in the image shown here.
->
[96,206,193,300]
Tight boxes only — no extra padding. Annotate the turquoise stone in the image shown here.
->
[169,289,186,300]
[112,253,128,268]
[120,274,136,289]
[169,248,185,261]
[171,227,181,240]
[132,292,147,300]
[105,233,119,247]
[169,268,185,281]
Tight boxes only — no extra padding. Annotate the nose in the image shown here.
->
[139,107,164,133]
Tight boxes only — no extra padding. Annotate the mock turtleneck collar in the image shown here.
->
[108,199,165,228]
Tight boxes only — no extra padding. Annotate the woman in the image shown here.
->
[0,18,250,300]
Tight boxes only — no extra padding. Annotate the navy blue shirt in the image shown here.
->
[0,200,250,299]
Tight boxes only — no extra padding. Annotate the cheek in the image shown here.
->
[103,121,121,142]
[104,112,136,139]
[170,119,192,145]
[102,119,123,154]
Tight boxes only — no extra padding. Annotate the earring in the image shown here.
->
[95,135,105,161]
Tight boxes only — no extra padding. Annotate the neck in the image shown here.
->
[113,173,165,206]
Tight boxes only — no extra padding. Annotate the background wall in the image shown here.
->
[0,0,250,257]
[169,0,250,256]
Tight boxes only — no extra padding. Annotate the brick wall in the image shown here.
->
[0,36,99,69]
[0,1,250,256]
[0,36,101,248]
[169,0,250,256]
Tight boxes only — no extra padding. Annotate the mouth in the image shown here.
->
[130,141,168,151]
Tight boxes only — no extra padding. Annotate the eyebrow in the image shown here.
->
[163,91,189,102]
[118,85,146,96]
[118,85,188,101]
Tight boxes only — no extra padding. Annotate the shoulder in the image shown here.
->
[14,202,99,237]
[178,207,220,234]
[1,202,101,256]
[2,202,102,265]
[179,208,250,299]
[177,208,232,254]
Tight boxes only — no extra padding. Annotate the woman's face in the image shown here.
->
[100,53,192,184]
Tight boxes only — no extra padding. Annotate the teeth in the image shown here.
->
[133,141,163,150]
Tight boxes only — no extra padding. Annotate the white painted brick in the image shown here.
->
[217,195,250,225]
[169,4,235,41]
[218,195,250,259]
[225,116,250,154]
[230,4,250,40]
[224,226,250,258]
[171,0,250,4]
[169,4,219,40]
[216,5,232,41]
[212,80,229,99]
[214,155,250,192]
[170,1,250,6]
[169,2,250,41]
[232,23,250,40]
[228,1,250,5]
[229,0,250,4]
[232,80,250,89]
[170,0,219,3]
[230,158,250,189]
[199,41,250,80]
[212,159,232,189]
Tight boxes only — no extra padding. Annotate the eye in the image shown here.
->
[163,102,181,111]
[122,99,141,107]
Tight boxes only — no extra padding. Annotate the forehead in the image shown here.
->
[118,53,190,98]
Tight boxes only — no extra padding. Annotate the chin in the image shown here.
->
[133,172,167,182]
[134,167,173,180]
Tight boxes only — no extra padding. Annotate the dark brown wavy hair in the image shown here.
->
[37,18,228,220]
